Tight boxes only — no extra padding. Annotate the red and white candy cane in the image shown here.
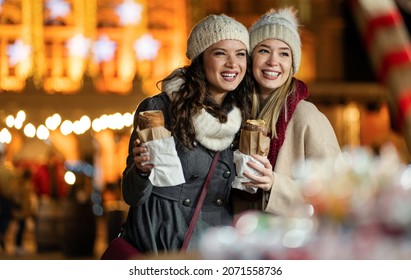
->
[350,0,411,148]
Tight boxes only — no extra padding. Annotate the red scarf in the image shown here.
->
[267,78,309,168]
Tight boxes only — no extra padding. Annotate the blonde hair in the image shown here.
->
[251,72,294,139]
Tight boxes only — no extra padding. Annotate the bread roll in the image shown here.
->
[243,119,267,135]
[138,110,164,130]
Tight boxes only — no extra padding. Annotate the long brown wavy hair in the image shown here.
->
[160,53,253,149]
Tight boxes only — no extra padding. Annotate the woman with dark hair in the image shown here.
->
[120,14,253,255]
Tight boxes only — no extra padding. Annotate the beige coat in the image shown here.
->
[233,100,341,216]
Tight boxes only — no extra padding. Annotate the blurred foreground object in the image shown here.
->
[200,144,411,259]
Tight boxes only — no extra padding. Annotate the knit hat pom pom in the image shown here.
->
[273,8,299,29]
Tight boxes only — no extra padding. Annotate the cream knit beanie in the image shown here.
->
[186,14,250,61]
[249,8,301,74]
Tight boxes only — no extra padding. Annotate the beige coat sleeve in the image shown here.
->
[263,172,304,216]
[262,101,341,215]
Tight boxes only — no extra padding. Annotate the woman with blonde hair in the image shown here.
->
[234,7,341,216]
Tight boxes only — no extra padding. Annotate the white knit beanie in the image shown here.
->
[249,8,301,74]
[186,14,250,61]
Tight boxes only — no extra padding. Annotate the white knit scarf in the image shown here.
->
[192,107,242,151]
[162,68,242,151]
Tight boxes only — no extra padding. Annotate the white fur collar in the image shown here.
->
[161,68,185,100]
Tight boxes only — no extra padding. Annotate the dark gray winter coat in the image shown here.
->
[121,92,238,254]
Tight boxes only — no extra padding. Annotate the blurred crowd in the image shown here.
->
[0,148,38,254]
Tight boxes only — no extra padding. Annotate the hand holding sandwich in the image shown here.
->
[242,154,274,192]
[232,119,273,193]
[134,110,185,186]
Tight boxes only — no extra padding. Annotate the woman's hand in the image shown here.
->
[242,154,274,191]
[133,138,153,174]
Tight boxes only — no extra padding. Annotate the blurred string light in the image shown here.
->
[60,120,73,136]
[36,124,50,140]
[0,110,135,144]
[64,170,76,185]
[23,123,36,138]
[45,113,62,131]
[0,128,12,144]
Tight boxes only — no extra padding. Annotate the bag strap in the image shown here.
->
[181,151,221,251]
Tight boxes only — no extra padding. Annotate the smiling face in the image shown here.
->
[203,39,248,104]
[251,39,292,98]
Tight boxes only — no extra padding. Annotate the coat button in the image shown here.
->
[192,140,198,147]
[223,170,231,178]
[190,174,199,180]
[183,199,192,206]
[215,198,224,206]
